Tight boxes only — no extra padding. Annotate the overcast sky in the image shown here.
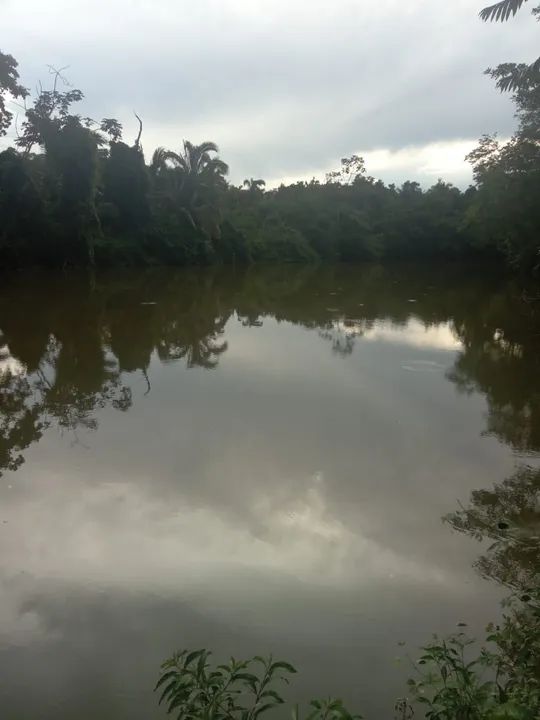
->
[2,0,538,187]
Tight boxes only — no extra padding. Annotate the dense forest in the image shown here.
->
[0,2,539,272]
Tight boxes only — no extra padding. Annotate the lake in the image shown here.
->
[0,264,538,719]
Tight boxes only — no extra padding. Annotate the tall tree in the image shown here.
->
[0,50,27,136]
[156,140,229,239]
[15,69,102,263]
[100,119,149,232]
[466,69,540,269]
[243,178,266,193]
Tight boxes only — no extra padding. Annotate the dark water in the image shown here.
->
[0,264,539,720]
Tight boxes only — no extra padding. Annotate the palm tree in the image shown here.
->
[151,141,228,235]
[150,146,170,178]
[166,141,228,203]
[243,178,266,193]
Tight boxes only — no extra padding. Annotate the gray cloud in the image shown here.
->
[2,0,538,185]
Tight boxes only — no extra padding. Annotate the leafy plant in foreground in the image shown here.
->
[406,595,540,719]
[155,649,362,720]
[156,591,540,720]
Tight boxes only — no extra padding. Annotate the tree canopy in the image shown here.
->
[480,0,540,91]
[0,11,539,275]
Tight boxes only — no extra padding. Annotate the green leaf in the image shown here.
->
[253,656,269,667]
[158,679,178,705]
[233,672,259,683]
[260,690,284,703]
[197,651,209,676]
[270,661,297,675]
[156,670,179,691]
[186,650,205,666]
[480,0,527,24]
[168,695,187,712]
[233,672,259,692]
[328,700,344,710]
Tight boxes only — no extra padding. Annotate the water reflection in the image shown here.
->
[445,464,540,593]
[2,265,539,478]
[0,264,539,719]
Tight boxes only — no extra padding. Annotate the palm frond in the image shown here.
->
[163,150,188,171]
[197,141,219,155]
[480,0,528,22]
[243,178,265,191]
[151,146,168,169]
[209,158,229,176]
[490,59,540,91]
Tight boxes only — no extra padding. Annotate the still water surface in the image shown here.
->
[0,265,538,719]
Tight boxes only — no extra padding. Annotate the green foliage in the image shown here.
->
[0,48,539,272]
[479,0,529,23]
[487,60,540,94]
[0,148,45,263]
[243,178,266,193]
[156,650,361,720]
[0,50,28,136]
[465,68,540,271]
[406,596,540,720]
[101,141,149,231]
[155,140,229,236]
[326,155,366,185]
[100,117,123,143]
[408,633,498,720]
[156,593,540,720]
[479,0,540,91]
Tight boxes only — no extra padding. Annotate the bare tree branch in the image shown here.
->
[134,112,143,149]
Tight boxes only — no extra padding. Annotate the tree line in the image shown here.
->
[1,2,539,272]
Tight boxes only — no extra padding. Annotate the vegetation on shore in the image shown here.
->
[1,2,539,272]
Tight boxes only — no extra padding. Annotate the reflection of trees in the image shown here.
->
[102,271,232,370]
[0,270,237,476]
[447,289,540,456]
[445,465,540,593]
[423,279,540,594]
[157,321,228,369]
[154,274,230,369]
[0,334,132,476]
[1,263,540,481]
[0,371,46,473]
[318,318,374,356]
